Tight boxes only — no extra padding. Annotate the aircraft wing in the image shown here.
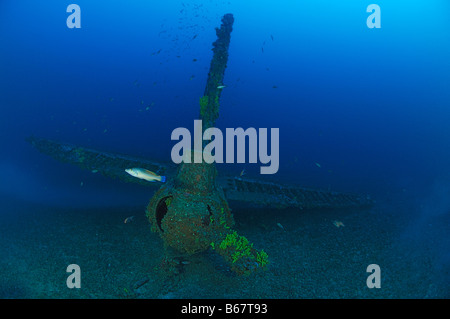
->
[26,136,176,187]
[27,136,374,209]
[217,175,374,210]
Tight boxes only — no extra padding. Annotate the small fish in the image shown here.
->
[124,216,135,224]
[174,257,190,265]
[125,168,166,183]
[315,162,321,168]
[277,222,284,230]
[270,34,274,41]
[133,277,149,289]
[333,220,345,228]
[192,34,198,40]
[272,85,278,89]
[240,169,246,177]
[217,85,226,89]
[192,58,198,62]
[91,169,98,173]
[151,49,162,56]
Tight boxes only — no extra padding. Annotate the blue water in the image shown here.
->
[0,0,449,298]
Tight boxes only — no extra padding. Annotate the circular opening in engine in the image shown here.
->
[156,196,172,232]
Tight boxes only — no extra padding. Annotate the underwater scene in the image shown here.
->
[0,0,449,300]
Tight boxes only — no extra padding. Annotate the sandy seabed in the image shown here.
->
[0,193,448,299]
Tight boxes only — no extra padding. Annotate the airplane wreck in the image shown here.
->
[28,14,373,275]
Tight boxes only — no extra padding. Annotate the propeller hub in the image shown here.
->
[146,161,234,255]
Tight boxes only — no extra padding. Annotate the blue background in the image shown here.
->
[0,0,449,210]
